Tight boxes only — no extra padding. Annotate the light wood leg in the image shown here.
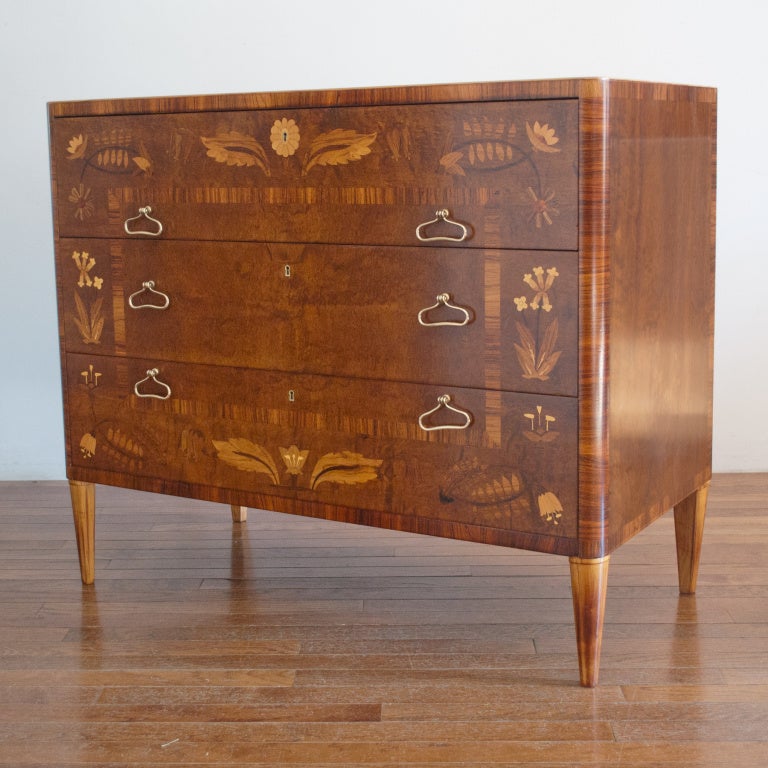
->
[569,555,610,688]
[68,480,95,585]
[231,505,247,522]
[673,481,709,594]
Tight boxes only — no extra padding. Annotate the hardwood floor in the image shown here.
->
[0,473,766,767]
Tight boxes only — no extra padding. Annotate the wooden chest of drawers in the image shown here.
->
[48,78,716,686]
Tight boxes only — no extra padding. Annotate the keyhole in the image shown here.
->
[284,264,291,277]
[288,389,295,402]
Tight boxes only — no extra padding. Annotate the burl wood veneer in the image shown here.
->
[48,78,716,686]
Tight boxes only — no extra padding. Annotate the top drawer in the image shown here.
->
[51,99,578,249]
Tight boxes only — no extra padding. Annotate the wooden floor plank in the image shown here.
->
[0,474,766,766]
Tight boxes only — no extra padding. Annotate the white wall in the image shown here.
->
[0,0,765,478]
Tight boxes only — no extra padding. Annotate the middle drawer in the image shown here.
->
[59,239,577,396]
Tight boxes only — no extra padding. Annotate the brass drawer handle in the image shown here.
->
[128,281,170,310]
[418,394,472,432]
[134,368,171,400]
[415,209,469,243]
[418,293,471,327]
[124,206,163,237]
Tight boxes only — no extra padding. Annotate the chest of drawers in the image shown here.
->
[48,78,716,686]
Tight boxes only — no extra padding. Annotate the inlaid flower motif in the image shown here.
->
[67,134,87,160]
[513,296,528,312]
[72,250,96,287]
[522,266,558,312]
[270,118,300,157]
[69,184,94,220]
[92,277,103,290]
[527,187,558,228]
[526,121,561,153]
[79,433,96,459]
[537,491,563,525]
[279,444,309,475]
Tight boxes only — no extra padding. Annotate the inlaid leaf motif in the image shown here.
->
[201,132,270,175]
[384,124,412,161]
[134,139,152,175]
[82,147,132,174]
[536,318,561,378]
[442,462,527,507]
[439,150,466,176]
[310,451,383,490]
[72,292,87,331]
[89,297,105,343]
[99,423,147,471]
[213,438,280,484]
[513,318,561,381]
[303,129,377,174]
[72,292,104,344]
[513,320,537,378]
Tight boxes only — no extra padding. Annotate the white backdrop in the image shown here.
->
[1,0,765,478]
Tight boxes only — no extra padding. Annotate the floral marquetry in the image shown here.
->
[51,97,578,249]
[526,121,561,153]
[66,134,87,159]
[68,184,94,221]
[512,265,563,381]
[279,444,309,475]
[270,118,300,157]
[527,188,559,228]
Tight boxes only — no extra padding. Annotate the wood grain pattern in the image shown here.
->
[56,239,579,396]
[68,479,95,584]
[0,474,765,766]
[51,100,578,249]
[48,78,716,119]
[569,555,610,687]
[604,82,716,553]
[575,79,717,559]
[575,79,611,559]
[674,481,709,593]
[63,352,579,544]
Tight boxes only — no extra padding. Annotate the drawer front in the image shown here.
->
[52,99,578,249]
[65,353,577,539]
[58,239,577,396]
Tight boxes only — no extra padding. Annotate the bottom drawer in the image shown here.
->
[65,354,577,539]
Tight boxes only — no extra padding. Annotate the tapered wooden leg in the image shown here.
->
[673,481,709,594]
[231,505,248,522]
[68,480,95,585]
[569,555,610,687]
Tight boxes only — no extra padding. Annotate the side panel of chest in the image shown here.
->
[51,100,578,249]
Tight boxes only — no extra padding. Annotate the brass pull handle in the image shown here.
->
[124,206,163,237]
[128,280,170,310]
[418,394,473,432]
[133,368,171,400]
[418,293,472,327]
[415,209,469,243]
